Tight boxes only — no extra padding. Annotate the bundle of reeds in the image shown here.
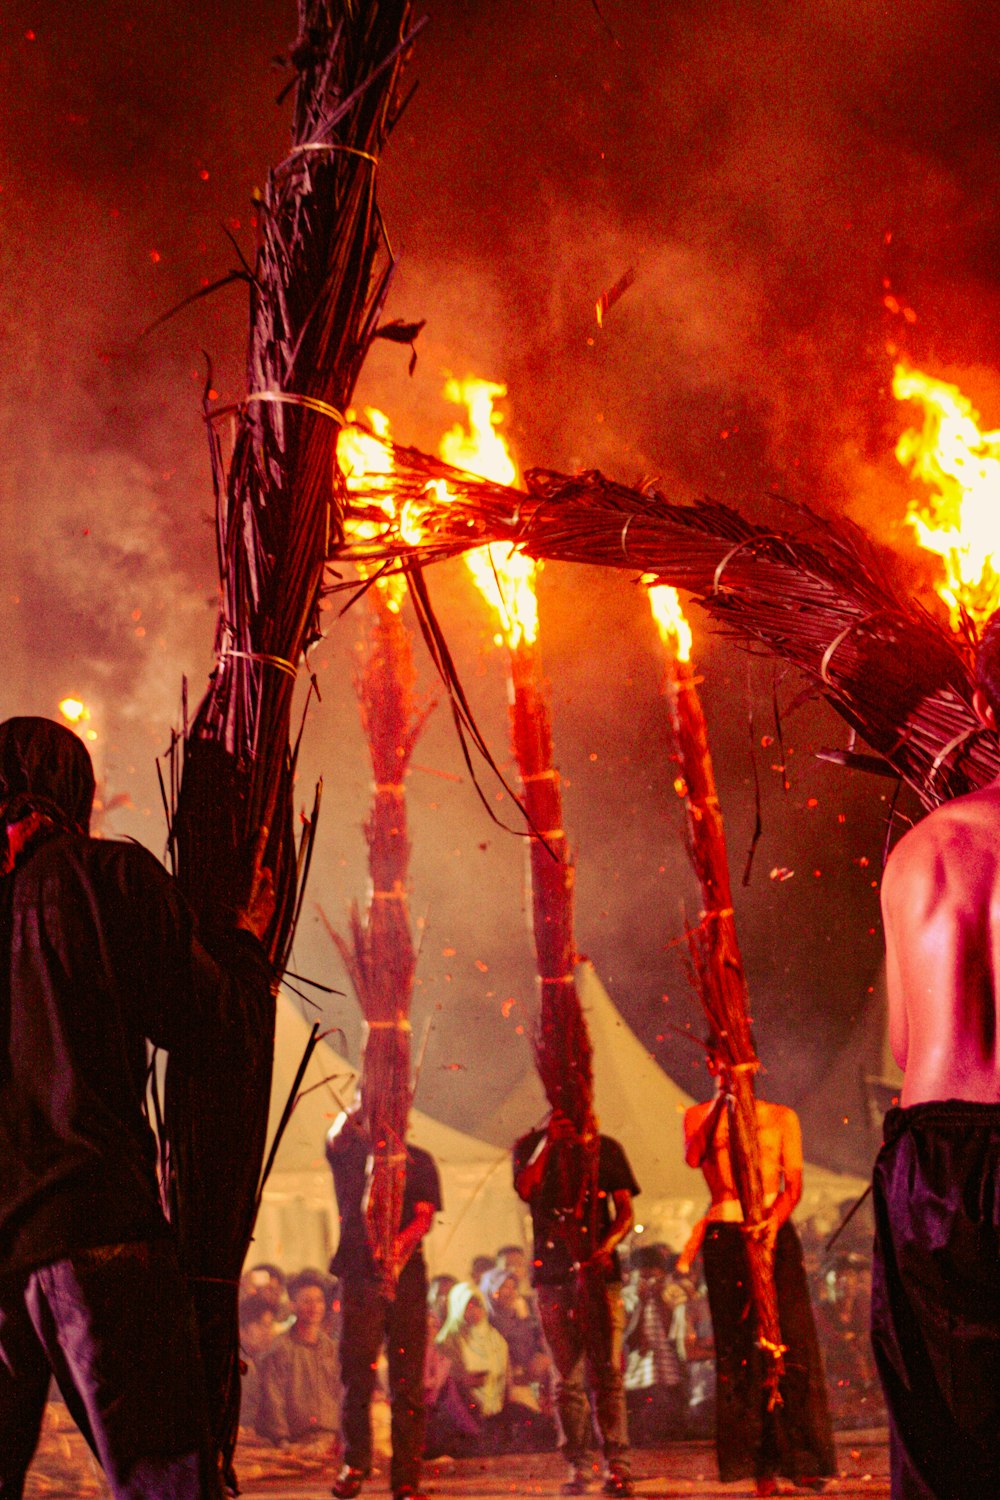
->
[339,451,995,811]
[661,642,784,1402]
[322,586,433,1296]
[506,641,592,1133]
[162,0,418,1475]
[506,633,602,1284]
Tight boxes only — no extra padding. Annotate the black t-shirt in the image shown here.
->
[513,1130,640,1285]
[0,832,272,1275]
[327,1122,442,1281]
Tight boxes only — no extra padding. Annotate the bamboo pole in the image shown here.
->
[660,639,785,1402]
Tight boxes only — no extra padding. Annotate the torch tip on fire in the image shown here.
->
[893,364,1000,632]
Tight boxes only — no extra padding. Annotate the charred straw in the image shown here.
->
[160,1,419,1478]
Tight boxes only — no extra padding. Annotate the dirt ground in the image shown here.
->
[27,1407,889,1500]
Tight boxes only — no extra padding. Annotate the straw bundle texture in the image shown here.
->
[324,589,433,1295]
[339,452,994,812]
[162,0,417,1473]
[664,650,783,1399]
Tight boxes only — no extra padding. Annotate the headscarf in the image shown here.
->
[436,1282,509,1417]
[0,718,95,875]
[0,717,95,828]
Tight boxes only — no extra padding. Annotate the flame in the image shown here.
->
[337,408,408,611]
[440,379,517,488]
[893,364,1000,630]
[644,577,693,663]
[438,378,538,649]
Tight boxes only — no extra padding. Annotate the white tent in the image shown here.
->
[251,995,529,1280]
[477,961,868,1246]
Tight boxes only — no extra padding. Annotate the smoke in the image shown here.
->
[2,0,998,1168]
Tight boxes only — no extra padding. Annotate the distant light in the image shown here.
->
[634,1224,645,1234]
[58,698,86,724]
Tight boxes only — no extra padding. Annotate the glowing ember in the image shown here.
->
[58,698,87,724]
[337,408,407,611]
[439,378,538,649]
[644,576,693,662]
[893,364,1000,630]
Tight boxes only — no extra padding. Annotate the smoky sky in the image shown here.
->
[2,0,999,1174]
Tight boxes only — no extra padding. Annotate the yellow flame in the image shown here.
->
[893,364,1000,630]
[439,378,538,649]
[58,698,88,724]
[643,577,692,662]
[337,407,407,611]
[440,379,517,488]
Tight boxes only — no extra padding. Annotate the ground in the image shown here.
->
[27,1407,889,1499]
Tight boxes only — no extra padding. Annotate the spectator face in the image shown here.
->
[293,1283,328,1332]
[242,1308,275,1358]
[429,1274,457,1324]
[464,1297,487,1327]
[492,1273,519,1312]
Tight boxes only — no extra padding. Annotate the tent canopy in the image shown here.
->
[252,971,868,1274]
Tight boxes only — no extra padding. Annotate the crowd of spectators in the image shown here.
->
[236,1221,884,1460]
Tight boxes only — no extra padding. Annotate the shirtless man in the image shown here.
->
[683,1052,834,1496]
[872,613,1000,1499]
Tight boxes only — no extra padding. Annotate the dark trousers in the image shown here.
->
[0,1238,218,1500]
[537,1278,629,1471]
[872,1102,1000,1500]
[704,1221,835,1484]
[339,1261,427,1494]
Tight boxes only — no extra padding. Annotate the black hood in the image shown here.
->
[0,717,95,832]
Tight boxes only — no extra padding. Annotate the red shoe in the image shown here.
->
[755,1480,779,1498]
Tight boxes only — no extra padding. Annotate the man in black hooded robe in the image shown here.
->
[0,717,273,1500]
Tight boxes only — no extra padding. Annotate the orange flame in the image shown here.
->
[337,408,410,611]
[439,378,538,650]
[893,364,1000,630]
[644,576,693,663]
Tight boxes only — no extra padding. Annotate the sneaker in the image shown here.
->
[602,1467,634,1498]
[332,1467,365,1500]
[755,1480,779,1498]
[562,1466,590,1496]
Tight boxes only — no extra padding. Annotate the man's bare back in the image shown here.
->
[881,781,1000,1106]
